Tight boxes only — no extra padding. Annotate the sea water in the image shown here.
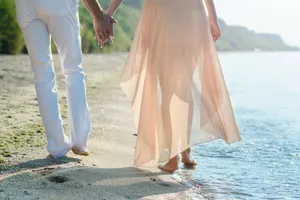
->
[183,52,300,200]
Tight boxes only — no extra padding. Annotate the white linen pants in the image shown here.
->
[15,0,91,157]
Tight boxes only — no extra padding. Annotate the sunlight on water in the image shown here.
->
[185,52,300,200]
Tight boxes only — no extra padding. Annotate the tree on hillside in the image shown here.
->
[0,0,25,54]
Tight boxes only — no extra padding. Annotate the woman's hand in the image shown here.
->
[209,20,221,41]
[105,0,123,40]
[204,0,221,41]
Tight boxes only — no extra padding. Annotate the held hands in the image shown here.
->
[93,13,117,48]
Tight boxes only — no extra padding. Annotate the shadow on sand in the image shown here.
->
[0,158,188,200]
[0,156,81,173]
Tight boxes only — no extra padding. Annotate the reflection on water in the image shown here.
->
[184,52,300,200]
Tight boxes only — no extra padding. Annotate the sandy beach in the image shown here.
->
[0,54,205,200]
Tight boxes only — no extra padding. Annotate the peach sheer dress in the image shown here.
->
[121,0,241,167]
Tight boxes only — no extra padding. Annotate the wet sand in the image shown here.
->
[0,55,204,200]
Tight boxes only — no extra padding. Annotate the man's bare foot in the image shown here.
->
[72,148,89,156]
[181,148,197,168]
[47,154,65,159]
[158,156,179,173]
[47,154,55,159]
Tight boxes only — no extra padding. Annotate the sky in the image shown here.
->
[214,0,300,47]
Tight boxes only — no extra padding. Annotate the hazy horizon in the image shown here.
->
[215,0,300,48]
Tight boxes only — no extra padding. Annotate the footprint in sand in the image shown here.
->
[47,175,70,184]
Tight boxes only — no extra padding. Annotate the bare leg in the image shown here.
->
[158,94,180,172]
[158,99,196,171]
[181,97,197,167]
[158,59,196,172]
[157,68,180,172]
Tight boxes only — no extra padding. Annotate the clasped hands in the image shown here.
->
[93,12,117,48]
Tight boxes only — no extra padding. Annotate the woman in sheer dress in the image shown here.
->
[106,0,241,172]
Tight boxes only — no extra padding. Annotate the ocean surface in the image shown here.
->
[183,52,300,200]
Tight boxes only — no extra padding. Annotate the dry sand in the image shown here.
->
[0,55,205,200]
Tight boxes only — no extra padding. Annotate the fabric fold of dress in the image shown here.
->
[121,0,241,167]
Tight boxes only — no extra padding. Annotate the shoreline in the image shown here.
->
[0,54,200,200]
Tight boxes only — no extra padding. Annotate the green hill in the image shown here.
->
[0,0,297,54]
[80,0,297,53]
[216,19,297,51]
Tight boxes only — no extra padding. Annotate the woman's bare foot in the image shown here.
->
[181,148,197,168]
[158,156,179,173]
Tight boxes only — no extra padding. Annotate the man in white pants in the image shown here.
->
[15,0,115,158]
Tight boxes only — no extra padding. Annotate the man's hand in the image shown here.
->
[93,14,117,48]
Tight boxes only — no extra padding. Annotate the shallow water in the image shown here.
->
[185,52,300,200]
